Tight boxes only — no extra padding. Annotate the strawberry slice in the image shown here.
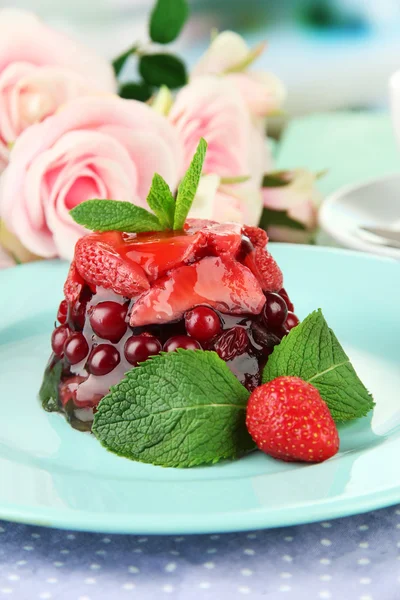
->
[185,219,242,256]
[130,255,265,327]
[243,247,283,292]
[242,225,268,249]
[64,261,84,304]
[75,232,150,298]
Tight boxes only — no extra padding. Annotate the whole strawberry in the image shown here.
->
[246,376,339,463]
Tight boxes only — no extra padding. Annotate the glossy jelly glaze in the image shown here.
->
[40,222,298,431]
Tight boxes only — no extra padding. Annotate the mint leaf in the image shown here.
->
[92,350,255,468]
[39,361,62,412]
[146,173,176,229]
[174,138,207,230]
[139,54,187,89]
[262,310,375,422]
[70,199,163,233]
[150,0,189,44]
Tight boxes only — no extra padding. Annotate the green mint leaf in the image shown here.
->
[70,199,163,233]
[112,45,138,76]
[119,81,154,102]
[262,310,375,422]
[150,0,189,44]
[146,173,176,229]
[39,361,62,412]
[174,137,207,230]
[139,54,187,89]
[92,350,255,468]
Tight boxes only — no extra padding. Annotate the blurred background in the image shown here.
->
[3,0,400,116]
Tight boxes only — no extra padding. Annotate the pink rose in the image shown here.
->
[0,95,182,260]
[191,31,286,118]
[0,9,116,169]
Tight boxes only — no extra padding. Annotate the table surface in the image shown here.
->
[2,111,399,600]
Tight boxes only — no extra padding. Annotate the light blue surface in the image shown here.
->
[1,245,399,536]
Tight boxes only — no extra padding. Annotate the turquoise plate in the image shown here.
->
[1,244,399,534]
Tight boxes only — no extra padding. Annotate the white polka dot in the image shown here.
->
[90,564,101,571]
[66,534,75,540]
[122,583,135,591]
[174,537,184,542]
[247,533,257,539]
[23,546,33,551]
[60,550,70,555]
[320,539,332,547]
[358,525,369,531]
[321,522,332,528]
[138,537,148,543]
[31,533,41,539]
[170,551,180,556]
[319,575,332,582]
[164,563,176,573]
[102,537,111,544]
[53,562,63,568]
[0,590,13,595]
[162,585,174,593]
[16,561,26,567]
[46,579,58,584]
[360,578,371,585]
[244,549,255,556]
[96,550,107,556]
[128,566,140,574]
[282,555,292,562]
[199,582,211,589]
[241,569,253,577]
[320,559,331,565]
[280,572,292,579]
[39,594,52,600]
[358,558,370,566]
[359,542,369,549]
[279,585,291,592]
[133,549,142,554]
[284,536,293,542]
[206,548,217,554]
[6,577,18,583]
[238,587,251,594]
[319,592,331,599]
[203,562,215,569]
[210,535,220,540]
[84,578,96,585]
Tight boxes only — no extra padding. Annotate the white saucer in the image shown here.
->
[319,173,400,259]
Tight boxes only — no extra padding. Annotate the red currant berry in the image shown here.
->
[57,300,68,325]
[51,325,70,357]
[87,344,120,376]
[89,301,128,343]
[124,335,162,365]
[262,292,288,329]
[163,335,201,352]
[185,306,222,342]
[64,333,89,365]
[285,312,300,331]
[213,326,249,361]
[279,288,294,312]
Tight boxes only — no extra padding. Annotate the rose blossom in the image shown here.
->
[191,31,286,118]
[0,9,116,169]
[0,95,182,260]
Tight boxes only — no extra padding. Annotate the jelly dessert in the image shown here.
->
[40,219,298,431]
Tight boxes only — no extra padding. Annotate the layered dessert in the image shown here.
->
[41,219,298,431]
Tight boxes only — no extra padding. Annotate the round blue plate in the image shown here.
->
[1,244,399,534]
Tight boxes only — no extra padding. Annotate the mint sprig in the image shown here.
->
[92,350,255,468]
[262,310,375,422]
[70,138,207,234]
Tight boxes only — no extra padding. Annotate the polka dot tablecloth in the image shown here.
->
[0,505,399,600]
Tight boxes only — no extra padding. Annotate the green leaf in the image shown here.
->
[262,310,375,422]
[150,0,189,44]
[174,138,207,230]
[70,199,163,233]
[262,171,290,188]
[260,207,306,232]
[39,361,62,412]
[92,350,255,468]
[139,54,187,89]
[119,81,154,102]
[112,45,138,77]
[146,173,176,229]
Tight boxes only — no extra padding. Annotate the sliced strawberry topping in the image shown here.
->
[130,255,265,327]
[242,226,268,248]
[64,261,84,304]
[75,232,150,298]
[243,247,283,292]
[185,219,242,256]
[123,229,207,280]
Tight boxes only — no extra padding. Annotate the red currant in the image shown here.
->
[163,335,201,352]
[89,301,128,343]
[279,288,294,312]
[64,333,89,365]
[124,335,162,365]
[51,325,70,357]
[57,300,68,325]
[285,312,300,331]
[184,306,222,342]
[262,292,288,330]
[87,344,120,376]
